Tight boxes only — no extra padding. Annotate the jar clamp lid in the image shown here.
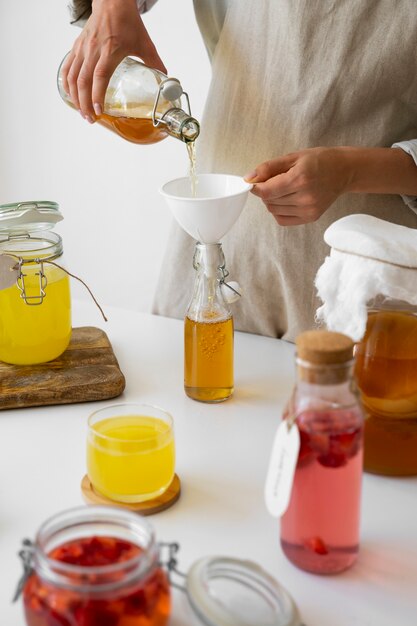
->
[0,201,63,234]
[185,556,302,626]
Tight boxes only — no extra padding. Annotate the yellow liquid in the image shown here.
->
[184,315,234,402]
[0,265,71,364]
[187,141,198,197]
[87,415,175,503]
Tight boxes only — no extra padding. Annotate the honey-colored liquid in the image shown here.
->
[0,265,71,365]
[184,315,234,402]
[187,141,198,197]
[87,415,175,503]
[97,113,168,144]
[354,310,417,475]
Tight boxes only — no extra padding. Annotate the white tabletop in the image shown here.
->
[1,301,416,625]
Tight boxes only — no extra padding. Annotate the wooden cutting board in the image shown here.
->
[0,327,126,410]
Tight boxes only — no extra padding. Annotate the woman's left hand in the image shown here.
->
[245,147,353,226]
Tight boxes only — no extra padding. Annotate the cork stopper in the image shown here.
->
[296,330,354,384]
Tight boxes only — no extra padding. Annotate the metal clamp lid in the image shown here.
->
[0,201,63,234]
[160,544,302,626]
[186,556,302,626]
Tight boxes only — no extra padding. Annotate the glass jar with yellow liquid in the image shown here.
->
[87,403,175,503]
[185,243,234,403]
[57,56,200,145]
[0,201,71,365]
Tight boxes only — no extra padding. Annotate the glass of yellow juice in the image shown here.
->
[87,403,175,503]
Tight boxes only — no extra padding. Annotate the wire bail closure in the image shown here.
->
[158,542,187,592]
[17,258,47,305]
[13,539,34,603]
[0,253,107,321]
[192,246,242,300]
[152,78,192,128]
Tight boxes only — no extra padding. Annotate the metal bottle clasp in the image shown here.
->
[13,539,34,602]
[158,542,187,592]
[16,258,48,305]
[152,78,192,128]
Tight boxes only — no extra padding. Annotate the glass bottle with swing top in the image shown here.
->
[184,242,237,403]
[57,56,200,145]
[0,201,71,365]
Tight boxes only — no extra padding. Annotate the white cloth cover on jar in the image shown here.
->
[315,214,417,342]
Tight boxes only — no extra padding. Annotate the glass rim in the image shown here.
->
[88,402,174,442]
[0,232,63,260]
[34,506,158,590]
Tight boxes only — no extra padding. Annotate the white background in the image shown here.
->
[0,0,210,315]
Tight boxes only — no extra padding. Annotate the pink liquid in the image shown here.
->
[280,408,363,574]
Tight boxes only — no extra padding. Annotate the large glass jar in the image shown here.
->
[354,297,417,475]
[22,506,170,626]
[0,201,71,364]
[315,214,417,477]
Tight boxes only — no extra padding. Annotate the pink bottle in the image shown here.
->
[280,330,364,574]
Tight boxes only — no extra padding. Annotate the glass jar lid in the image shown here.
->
[0,201,63,234]
[186,556,302,626]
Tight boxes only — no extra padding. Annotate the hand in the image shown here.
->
[61,0,167,122]
[245,147,353,226]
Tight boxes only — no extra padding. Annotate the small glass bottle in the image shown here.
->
[0,201,71,364]
[184,243,234,402]
[21,506,170,626]
[280,330,364,575]
[57,56,200,144]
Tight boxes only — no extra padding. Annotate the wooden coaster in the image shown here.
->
[81,474,181,516]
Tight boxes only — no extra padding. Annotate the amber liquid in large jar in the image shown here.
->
[184,315,234,402]
[98,114,168,144]
[354,310,417,475]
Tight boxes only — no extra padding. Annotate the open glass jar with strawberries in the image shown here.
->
[16,506,303,626]
[20,507,170,626]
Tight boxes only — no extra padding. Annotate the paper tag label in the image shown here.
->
[264,420,300,517]
[0,254,19,291]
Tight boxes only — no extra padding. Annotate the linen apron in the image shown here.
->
[153,0,417,341]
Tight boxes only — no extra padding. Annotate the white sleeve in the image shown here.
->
[137,0,159,12]
[391,139,417,214]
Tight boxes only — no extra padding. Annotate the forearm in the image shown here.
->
[340,146,417,196]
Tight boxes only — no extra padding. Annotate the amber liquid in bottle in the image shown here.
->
[354,310,417,475]
[97,114,168,144]
[184,314,234,402]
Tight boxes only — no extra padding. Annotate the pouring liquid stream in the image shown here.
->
[187,141,198,198]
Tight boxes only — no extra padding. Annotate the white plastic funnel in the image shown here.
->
[160,173,252,243]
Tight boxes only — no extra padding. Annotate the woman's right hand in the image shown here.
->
[61,0,166,122]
